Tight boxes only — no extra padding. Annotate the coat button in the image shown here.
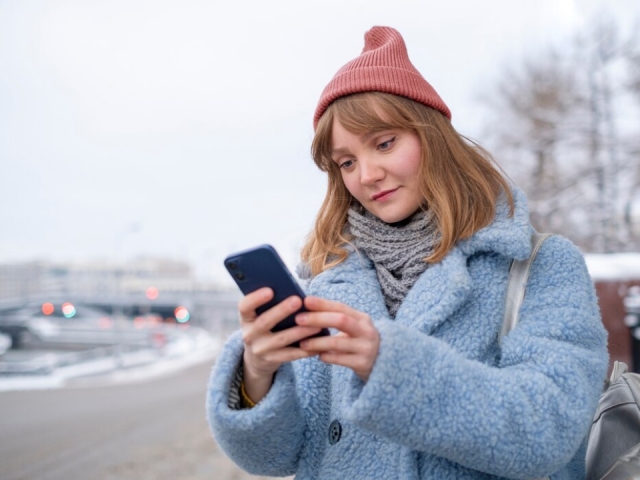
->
[328,420,342,445]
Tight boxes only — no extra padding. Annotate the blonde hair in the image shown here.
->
[301,92,514,276]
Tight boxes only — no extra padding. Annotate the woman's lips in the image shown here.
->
[372,188,398,201]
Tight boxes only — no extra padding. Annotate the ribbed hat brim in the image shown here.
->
[314,66,451,128]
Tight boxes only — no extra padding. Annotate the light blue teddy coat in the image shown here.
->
[206,187,609,480]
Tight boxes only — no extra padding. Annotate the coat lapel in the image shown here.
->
[308,246,473,335]
[307,251,391,322]
[395,246,472,334]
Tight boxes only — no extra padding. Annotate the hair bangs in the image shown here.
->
[312,93,416,172]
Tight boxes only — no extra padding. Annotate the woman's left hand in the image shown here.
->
[295,296,380,382]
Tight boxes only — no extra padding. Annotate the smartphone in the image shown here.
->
[224,244,330,347]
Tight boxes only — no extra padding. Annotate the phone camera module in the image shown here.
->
[234,272,245,281]
[228,261,238,270]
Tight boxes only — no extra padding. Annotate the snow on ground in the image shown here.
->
[584,253,640,281]
[0,328,222,392]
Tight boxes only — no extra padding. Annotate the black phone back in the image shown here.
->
[224,245,329,344]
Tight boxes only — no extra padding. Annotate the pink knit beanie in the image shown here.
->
[313,26,451,129]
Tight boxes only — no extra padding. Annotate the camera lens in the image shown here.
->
[228,261,238,270]
[234,272,245,281]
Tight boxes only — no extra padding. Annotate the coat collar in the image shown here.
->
[303,186,533,333]
[457,186,533,261]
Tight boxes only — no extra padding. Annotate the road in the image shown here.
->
[0,357,289,480]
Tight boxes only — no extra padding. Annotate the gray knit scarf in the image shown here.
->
[347,206,439,318]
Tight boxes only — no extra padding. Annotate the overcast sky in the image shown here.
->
[1,0,638,285]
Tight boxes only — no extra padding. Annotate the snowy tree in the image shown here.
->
[481,18,640,252]
[622,29,640,240]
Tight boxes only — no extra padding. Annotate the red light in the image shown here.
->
[146,287,159,300]
[133,316,145,329]
[42,303,54,315]
[174,306,189,323]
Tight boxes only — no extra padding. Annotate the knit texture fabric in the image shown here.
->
[313,26,451,129]
[347,206,438,318]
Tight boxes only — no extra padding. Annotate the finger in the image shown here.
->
[296,311,368,338]
[299,334,370,354]
[318,351,371,374]
[303,296,367,321]
[262,347,317,364]
[254,295,303,332]
[252,326,323,356]
[238,288,273,321]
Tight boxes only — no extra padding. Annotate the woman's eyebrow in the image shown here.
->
[330,146,350,156]
[360,130,378,143]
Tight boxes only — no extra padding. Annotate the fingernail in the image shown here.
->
[296,313,307,323]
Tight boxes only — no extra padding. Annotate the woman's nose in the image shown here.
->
[359,159,385,187]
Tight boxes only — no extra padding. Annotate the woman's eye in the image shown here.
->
[378,137,395,150]
[339,159,355,169]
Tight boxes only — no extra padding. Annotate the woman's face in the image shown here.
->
[330,120,423,223]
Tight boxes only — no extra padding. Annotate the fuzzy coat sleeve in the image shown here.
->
[341,235,608,479]
[206,331,306,476]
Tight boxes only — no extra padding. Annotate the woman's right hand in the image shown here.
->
[239,287,321,403]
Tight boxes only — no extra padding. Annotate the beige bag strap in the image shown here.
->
[500,232,552,480]
[499,232,552,345]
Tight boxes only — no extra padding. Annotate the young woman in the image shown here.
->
[207,26,608,480]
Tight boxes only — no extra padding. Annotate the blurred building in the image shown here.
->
[0,258,240,333]
[0,257,217,303]
[0,262,44,302]
[584,253,640,373]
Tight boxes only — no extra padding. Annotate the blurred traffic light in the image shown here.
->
[175,306,189,323]
[62,302,76,318]
[133,316,145,329]
[42,303,54,315]
[146,287,159,300]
